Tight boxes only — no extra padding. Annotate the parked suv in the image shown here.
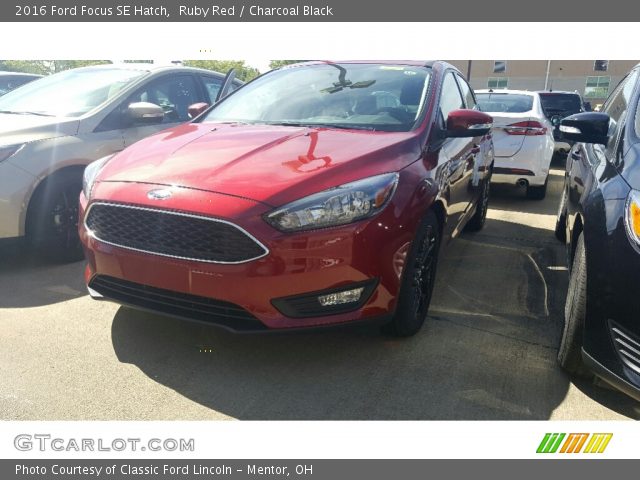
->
[0,63,239,259]
[555,65,640,402]
[80,61,494,336]
[537,91,584,155]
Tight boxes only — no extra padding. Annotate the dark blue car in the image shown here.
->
[555,64,640,402]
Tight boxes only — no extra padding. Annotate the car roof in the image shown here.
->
[536,90,581,96]
[70,63,229,77]
[476,89,537,96]
[0,71,43,78]
[290,60,431,66]
[278,60,454,69]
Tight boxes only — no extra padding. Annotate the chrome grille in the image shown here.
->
[85,202,268,264]
[611,322,640,375]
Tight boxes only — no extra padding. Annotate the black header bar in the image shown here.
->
[6,0,638,21]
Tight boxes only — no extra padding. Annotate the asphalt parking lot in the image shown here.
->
[1,160,639,420]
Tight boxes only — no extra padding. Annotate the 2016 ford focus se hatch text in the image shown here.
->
[80,61,494,336]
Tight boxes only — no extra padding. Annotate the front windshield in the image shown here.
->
[203,63,431,132]
[0,67,147,117]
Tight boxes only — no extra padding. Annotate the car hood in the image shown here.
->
[0,113,79,145]
[98,122,422,206]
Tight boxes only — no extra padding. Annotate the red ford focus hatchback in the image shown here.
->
[80,61,494,336]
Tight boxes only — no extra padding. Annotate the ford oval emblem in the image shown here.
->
[147,189,172,200]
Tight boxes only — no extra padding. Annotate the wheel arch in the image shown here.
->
[23,164,86,238]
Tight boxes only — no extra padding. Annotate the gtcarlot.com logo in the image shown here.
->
[536,433,613,454]
[14,434,195,452]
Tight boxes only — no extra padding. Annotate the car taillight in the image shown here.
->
[504,121,547,136]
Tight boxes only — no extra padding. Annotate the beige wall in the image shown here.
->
[445,60,639,104]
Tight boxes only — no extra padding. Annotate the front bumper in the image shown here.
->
[0,160,36,239]
[583,349,640,402]
[582,199,640,400]
[80,181,422,331]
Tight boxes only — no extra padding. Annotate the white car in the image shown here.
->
[475,89,554,199]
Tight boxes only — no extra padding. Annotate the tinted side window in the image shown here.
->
[455,75,476,110]
[0,76,34,95]
[603,70,638,156]
[201,75,223,103]
[440,72,465,122]
[128,75,200,123]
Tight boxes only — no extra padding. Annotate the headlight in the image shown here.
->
[82,155,112,199]
[0,143,25,163]
[265,173,399,232]
[625,189,640,248]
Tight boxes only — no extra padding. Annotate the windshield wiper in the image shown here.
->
[318,123,376,131]
[267,121,376,131]
[0,110,54,117]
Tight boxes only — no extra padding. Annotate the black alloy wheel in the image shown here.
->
[27,172,84,262]
[382,211,441,337]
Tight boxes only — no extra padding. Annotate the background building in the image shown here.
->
[447,60,639,107]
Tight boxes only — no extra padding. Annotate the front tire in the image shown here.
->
[382,211,441,337]
[558,233,592,378]
[26,172,84,262]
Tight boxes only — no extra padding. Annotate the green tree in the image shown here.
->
[0,60,111,75]
[269,60,308,69]
[184,60,260,82]
[0,60,51,75]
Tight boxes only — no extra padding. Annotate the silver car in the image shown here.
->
[0,63,238,259]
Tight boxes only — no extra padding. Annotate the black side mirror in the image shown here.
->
[560,112,609,145]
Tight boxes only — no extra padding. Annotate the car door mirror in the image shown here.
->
[560,112,609,145]
[127,102,164,125]
[446,109,493,138]
[188,102,209,119]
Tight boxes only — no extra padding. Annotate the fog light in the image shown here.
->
[318,287,364,307]
[271,279,378,318]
